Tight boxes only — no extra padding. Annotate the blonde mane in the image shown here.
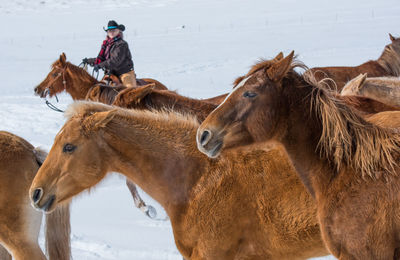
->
[303,72,400,179]
[377,44,400,77]
[65,101,200,134]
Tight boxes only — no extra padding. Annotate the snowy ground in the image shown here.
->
[0,0,399,259]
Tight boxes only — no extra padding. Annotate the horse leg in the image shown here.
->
[125,178,157,219]
[0,245,11,260]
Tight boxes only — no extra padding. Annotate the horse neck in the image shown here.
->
[147,91,217,121]
[65,65,98,100]
[377,45,400,76]
[278,81,342,197]
[100,112,208,214]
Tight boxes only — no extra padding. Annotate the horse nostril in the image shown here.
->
[32,188,43,204]
[200,130,212,146]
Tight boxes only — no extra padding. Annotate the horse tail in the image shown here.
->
[0,245,12,260]
[33,147,72,260]
[45,204,71,260]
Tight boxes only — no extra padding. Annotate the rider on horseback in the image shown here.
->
[83,20,137,88]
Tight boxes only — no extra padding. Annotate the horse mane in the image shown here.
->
[65,101,200,135]
[245,56,400,178]
[233,58,287,87]
[301,70,400,179]
[377,43,400,77]
[87,85,127,105]
[52,59,97,85]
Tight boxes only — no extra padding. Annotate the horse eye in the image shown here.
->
[52,72,59,77]
[243,91,257,98]
[63,144,77,153]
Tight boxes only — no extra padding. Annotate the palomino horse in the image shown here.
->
[306,33,400,91]
[29,101,330,260]
[34,53,168,102]
[341,73,400,109]
[34,53,164,219]
[197,52,400,259]
[0,131,70,260]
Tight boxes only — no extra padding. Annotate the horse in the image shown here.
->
[306,33,400,91]
[0,131,70,260]
[197,51,400,259]
[112,78,398,122]
[341,73,400,109]
[28,101,331,260]
[34,53,167,102]
[33,53,164,219]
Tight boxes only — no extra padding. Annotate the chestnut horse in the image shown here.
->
[197,52,400,259]
[341,73,400,109]
[0,131,70,260]
[307,33,400,91]
[29,101,330,259]
[34,53,167,103]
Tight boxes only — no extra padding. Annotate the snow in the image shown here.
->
[1,0,399,258]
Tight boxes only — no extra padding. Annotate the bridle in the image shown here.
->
[43,64,68,113]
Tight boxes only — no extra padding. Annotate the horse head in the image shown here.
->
[197,51,294,158]
[34,53,68,98]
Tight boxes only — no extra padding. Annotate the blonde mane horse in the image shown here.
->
[29,102,329,259]
[0,131,70,260]
[341,73,400,108]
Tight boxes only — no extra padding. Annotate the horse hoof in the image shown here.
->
[145,205,157,219]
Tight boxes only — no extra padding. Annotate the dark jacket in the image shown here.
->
[98,39,134,77]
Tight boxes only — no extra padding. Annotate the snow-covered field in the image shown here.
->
[0,0,399,259]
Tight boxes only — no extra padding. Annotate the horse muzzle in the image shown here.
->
[196,128,224,158]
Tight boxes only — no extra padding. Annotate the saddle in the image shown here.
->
[101,74,152,87]
[100,74,121,86]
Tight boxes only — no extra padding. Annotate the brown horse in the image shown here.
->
[341,73,400,109]
[34,53,167,103]
[0,131,70,260]
[197,52,400,259]
[28,101,330,260]
[306,34,400,91]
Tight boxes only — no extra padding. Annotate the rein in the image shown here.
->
[44,88,64,113]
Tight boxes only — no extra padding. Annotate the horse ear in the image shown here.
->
[353,73,367,90]
[266,51,294,82]
[389,33,396,42]
[273,52,284,62]
[59,53,67,65]
[132,83,156,104]
[92,110,117,130]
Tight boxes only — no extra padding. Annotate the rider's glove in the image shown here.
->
[93,64,100,72]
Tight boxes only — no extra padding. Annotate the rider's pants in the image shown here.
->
[120,70,137,88]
